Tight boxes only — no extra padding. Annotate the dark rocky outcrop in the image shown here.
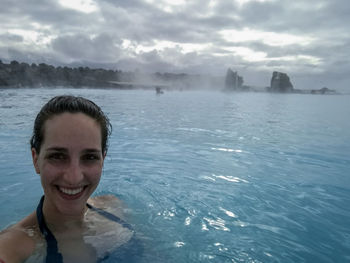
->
[268,71,294,93]
[225,68,246,91]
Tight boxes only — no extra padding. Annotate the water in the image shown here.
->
[1,88,350,262]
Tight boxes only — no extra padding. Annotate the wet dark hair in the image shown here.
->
[30,95,112,154]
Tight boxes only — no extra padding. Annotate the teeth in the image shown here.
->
[59,187,83,195]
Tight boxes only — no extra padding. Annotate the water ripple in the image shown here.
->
[203,216,230,232]
[211,147,243,153]
[211,174,249,183]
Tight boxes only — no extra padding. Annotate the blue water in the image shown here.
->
[1,88,350,262]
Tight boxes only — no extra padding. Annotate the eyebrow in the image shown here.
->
[45,147,101,153]
[45,147,68,152]
[82,149,102,154]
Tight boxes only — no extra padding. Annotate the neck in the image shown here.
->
[42,197,88,232]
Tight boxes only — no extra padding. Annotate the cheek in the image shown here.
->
[38,162,63,181]
[39,166,56,184]
[87,165,103,182]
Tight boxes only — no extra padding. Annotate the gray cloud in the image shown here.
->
[0,0,349,90]
[52,33,122,63]
[0,33,23,43]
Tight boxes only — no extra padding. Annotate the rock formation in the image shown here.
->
[225,68,244,91]
[268,71,294,93]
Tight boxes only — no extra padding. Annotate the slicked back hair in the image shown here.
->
[30,95,112,154]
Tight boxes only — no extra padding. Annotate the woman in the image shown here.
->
[0,96,135,263]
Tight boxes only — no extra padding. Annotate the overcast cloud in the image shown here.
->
[0,0,349,90]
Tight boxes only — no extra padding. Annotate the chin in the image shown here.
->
[55,190,90,216]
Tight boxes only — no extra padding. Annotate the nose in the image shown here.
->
[63,159,84,185]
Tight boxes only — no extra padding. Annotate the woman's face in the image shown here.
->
[32,112,104,216]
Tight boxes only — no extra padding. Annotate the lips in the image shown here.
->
[58,186,84,195]
[54,185,89,211]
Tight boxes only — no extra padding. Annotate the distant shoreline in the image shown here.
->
[0,60,340,95]
[0,60,225,91]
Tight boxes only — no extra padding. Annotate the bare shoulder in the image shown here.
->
[84,195,134,259]
[88,195,127,220]
[0,213,38,263]
[88,194,124,208]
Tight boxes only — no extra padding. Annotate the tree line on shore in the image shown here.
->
[0,60,221,89]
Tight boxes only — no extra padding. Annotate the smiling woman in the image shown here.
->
[0,96,136,263]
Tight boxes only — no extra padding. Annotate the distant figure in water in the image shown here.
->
[0,96,136,263]
[156,87,164,94]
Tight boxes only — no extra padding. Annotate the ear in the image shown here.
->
[31,148,40,174]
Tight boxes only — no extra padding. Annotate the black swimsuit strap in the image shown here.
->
[36,196,63,263]
[86,203,133,231]
[36,196,133,263]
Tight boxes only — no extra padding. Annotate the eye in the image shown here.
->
[47,152,67,160]
[82,153,101,161]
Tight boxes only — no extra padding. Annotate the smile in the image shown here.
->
[58,186,84,195]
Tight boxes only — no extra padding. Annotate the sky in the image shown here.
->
[0,0,349,90]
